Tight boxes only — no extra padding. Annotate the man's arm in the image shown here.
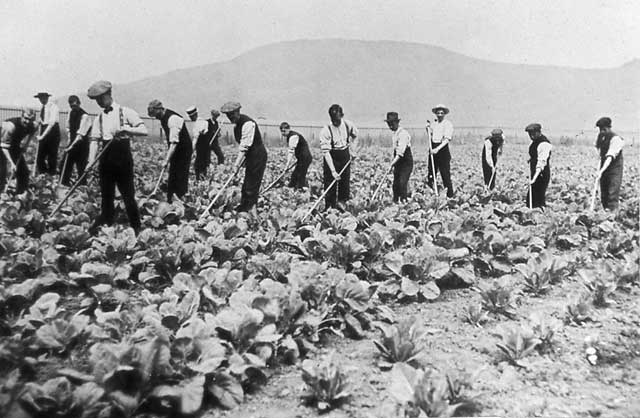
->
[484,140,494,167]
[434,121,453,153]
[234,120,255,168]
[390,130,410,168]
[163,115,182,166]
[319,127,339,179]
[118,107,148,137]
[1,122,17,170]
[531,142,552,183]
[286,135,299,168]
[67,113,92,150]
[38,104,59,140]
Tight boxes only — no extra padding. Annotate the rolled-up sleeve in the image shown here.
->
[77,114,92,137]
[167,115,183,144]
[536,142,552,171]
[443,120,453,140]
[606,136,624,159]
[319,126,332,152]
[288,135,299,151]
[238,120,255,152]
[1,122,15,149]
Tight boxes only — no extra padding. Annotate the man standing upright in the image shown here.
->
[188,106,223,181]
[319,104,358,210]
[0,108,38,194]
[220,101,267,214]
[427,104,455,198]
[86,80,147,235]
[35,91,61,175]
[385,112,413,202]
[61,95,92,186]
[525,123,552,208]
[148,100,193,203]
[594,117,625,211]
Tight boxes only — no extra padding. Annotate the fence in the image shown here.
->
[1,106,636,149]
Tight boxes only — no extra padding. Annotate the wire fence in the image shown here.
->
[2,105,635,149]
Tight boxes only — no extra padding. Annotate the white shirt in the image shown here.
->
[41,102,59,126]
[430,119,453,143]
[606,136,624,159]
[535,142,553,172]
[90,102,146,141]
[239,120,256,153]
[392,127,411,157]
[66,113,92,140]
[288,134,300,151]
[319,119,358,152]
[484,137,503,166]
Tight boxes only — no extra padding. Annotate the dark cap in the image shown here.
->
[68,95,80,104]
[87,81,112,99]
[525,123,542,132]
[328,104,343,117]
[491,128,503,136]
[34,92,51,98]
[221,101,241,113]
[147,99,163,110]
[384,112,400,123]
[279,121,290,130]
[595,117,611,128]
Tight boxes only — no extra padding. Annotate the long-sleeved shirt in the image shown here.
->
[238,119,256,153]
[66,113,92,141]
[430,119,453,143]
[535,142,552,172]
[392,127,411,157]
[40,102,59,126]
[319,119,358,152]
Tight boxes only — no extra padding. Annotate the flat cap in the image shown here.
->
[148,99,163,110]
[186,106,197,115]
[595,117,611,128]
[491,128,503,136]
[384,112,400,122]
[432,104,449,114]
[33,92,51,98]
[210,109,220,117]
[87,81,112,99]
[221,101,241,113]
[525,123,542,132]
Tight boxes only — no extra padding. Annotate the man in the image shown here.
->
[427,104,455,198]
[0,108,38,194]
[385,112,413,202]
[148,100,193,203]
[594,117,625,211]
[61,95,92,186]
[34,91,61,175]
[525,123,552,208]
[188,106,224,181]
[220,101,267,213]
[319,104,358,210]
[279,122,312,189]
[86,80,147,235]
[481,128,504,190]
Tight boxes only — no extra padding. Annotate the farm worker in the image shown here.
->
[427,104,455,198]
[385,112,413,202]
[594,117,625,211]
[34,91,61,175]
[319,104,359,210]
[279,122,312,189]
[525,123,552,208]
[220,101,268,214]
[61,95,92,186]
[481,128,504,190]
[86,80,147,236]
[187,106,224,181]
[0,108,38,194]
[148,100,193,203]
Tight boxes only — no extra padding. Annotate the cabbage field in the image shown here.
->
[0,138,638,418]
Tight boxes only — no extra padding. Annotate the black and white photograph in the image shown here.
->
[0,1,638,417]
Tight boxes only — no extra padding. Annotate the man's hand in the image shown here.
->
[163,159,170,168]
[36,135,44,142]
[530,172,539,185]
[332,170,340,181]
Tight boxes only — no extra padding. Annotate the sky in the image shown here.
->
[1,0,638,106]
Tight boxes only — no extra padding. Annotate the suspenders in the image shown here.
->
[328,121,353,150]
[98,107,125,153]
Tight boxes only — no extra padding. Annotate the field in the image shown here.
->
[0,137,638,418]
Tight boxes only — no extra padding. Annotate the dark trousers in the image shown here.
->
[289,156,312,189]
[427,143,454,197]
[0,151,29,194]
[393,148,413,202]
[168,147,192,203]
[239,145,267,210]
[600,156,623,210]
[526,166,550,208]
[194,137,211,181]
[482,158,497,189]
[61,138,89,186]
[323,148,351,209]
[211,138,225,164]
[94,142,141,230]
[36,124,60,175]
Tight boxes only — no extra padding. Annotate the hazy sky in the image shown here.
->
[1,0,638,105]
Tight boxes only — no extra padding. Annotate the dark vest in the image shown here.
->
[201,119,219,145]
[529,135,551,175]
[69,108,91,140]
[596,131,623,167]
[286,130,311,161]
[5,117,35,154]
[482,135,503,164]
[160,109,191,154]
[233,114,263,153]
